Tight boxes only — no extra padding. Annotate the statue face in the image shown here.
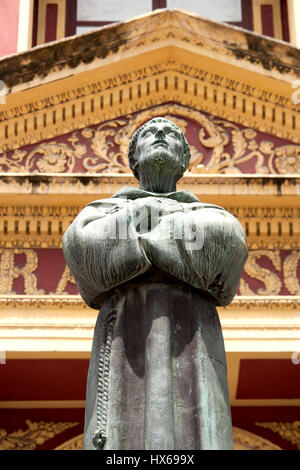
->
[134,121,184,177]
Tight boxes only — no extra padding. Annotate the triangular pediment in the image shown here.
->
[0,8,299,155]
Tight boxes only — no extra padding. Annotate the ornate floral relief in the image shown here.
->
[256,422,300,449]
[0,420,78,450]
[269,145,300,174]
[0,133,86,173]
[81,120,130,173]
[232,427,281,450]
[1,295,300,311]
[1,104,299,175]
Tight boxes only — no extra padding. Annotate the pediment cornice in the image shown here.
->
[1,9,299,90]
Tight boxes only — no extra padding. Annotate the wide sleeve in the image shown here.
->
[62,198,151,309]
[140,202,248,306]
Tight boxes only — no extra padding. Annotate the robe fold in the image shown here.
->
[62,186,248,450]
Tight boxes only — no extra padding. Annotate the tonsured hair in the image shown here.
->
[128,117,191,179]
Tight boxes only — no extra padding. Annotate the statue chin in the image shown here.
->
[137,151,182,189]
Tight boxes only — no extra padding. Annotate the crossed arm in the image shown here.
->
[63,197,248,309]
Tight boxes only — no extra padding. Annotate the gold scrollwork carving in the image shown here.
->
[1,104,300,175]
[269,145,300,174]
[256,421,300,449]
[81,113,189,173]
[0,249,44,295]
[233,427,281,450]
[0,420,78,450]
[240,250,282,296]
[52,266,76,294]
[1,295,300,311]
[55,433,84,450]
[0,133,86,173]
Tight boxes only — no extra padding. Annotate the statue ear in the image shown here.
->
[180,164,187,176]
[131,162,140,180]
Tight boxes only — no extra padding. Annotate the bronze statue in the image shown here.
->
[63,117,248,450]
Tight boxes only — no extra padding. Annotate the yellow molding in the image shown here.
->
[1,295,299,310]
[0,39,299,152]
[4,351,91,359]
[0,400,85,409]
[231,399,300,407]
[0,296,299,354]
[1,173,300,195]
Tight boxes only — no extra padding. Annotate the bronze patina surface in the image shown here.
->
[63,117,248,450]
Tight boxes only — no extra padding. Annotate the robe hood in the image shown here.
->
[112,186,203,204]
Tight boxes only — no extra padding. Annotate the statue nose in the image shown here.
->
[155,130,164,138]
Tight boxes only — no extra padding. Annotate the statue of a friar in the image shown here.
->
[63,117,248,450]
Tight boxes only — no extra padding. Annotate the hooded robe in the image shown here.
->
[62,186,248,450]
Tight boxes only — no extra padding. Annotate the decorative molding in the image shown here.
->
[0,234,297,251]
[225,295,300,311]
[2,204,300,218]
[0,295,89,309]
[1,295,300,310]
[0,68,299,154]
[245,238,300,250]
[1,173,300,197]
[1,105,300,175]
[256,421,300,449]
[1,295,299,353]
[0,420,78,450]
[1,203,300,251]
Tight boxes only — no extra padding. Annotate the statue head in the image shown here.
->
[128,117,190,192]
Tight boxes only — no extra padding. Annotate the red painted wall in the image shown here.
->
[1,248,298,297]
[0,0,20,57]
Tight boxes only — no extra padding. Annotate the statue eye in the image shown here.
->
[168,131,178,138]
[142,129,154,137]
